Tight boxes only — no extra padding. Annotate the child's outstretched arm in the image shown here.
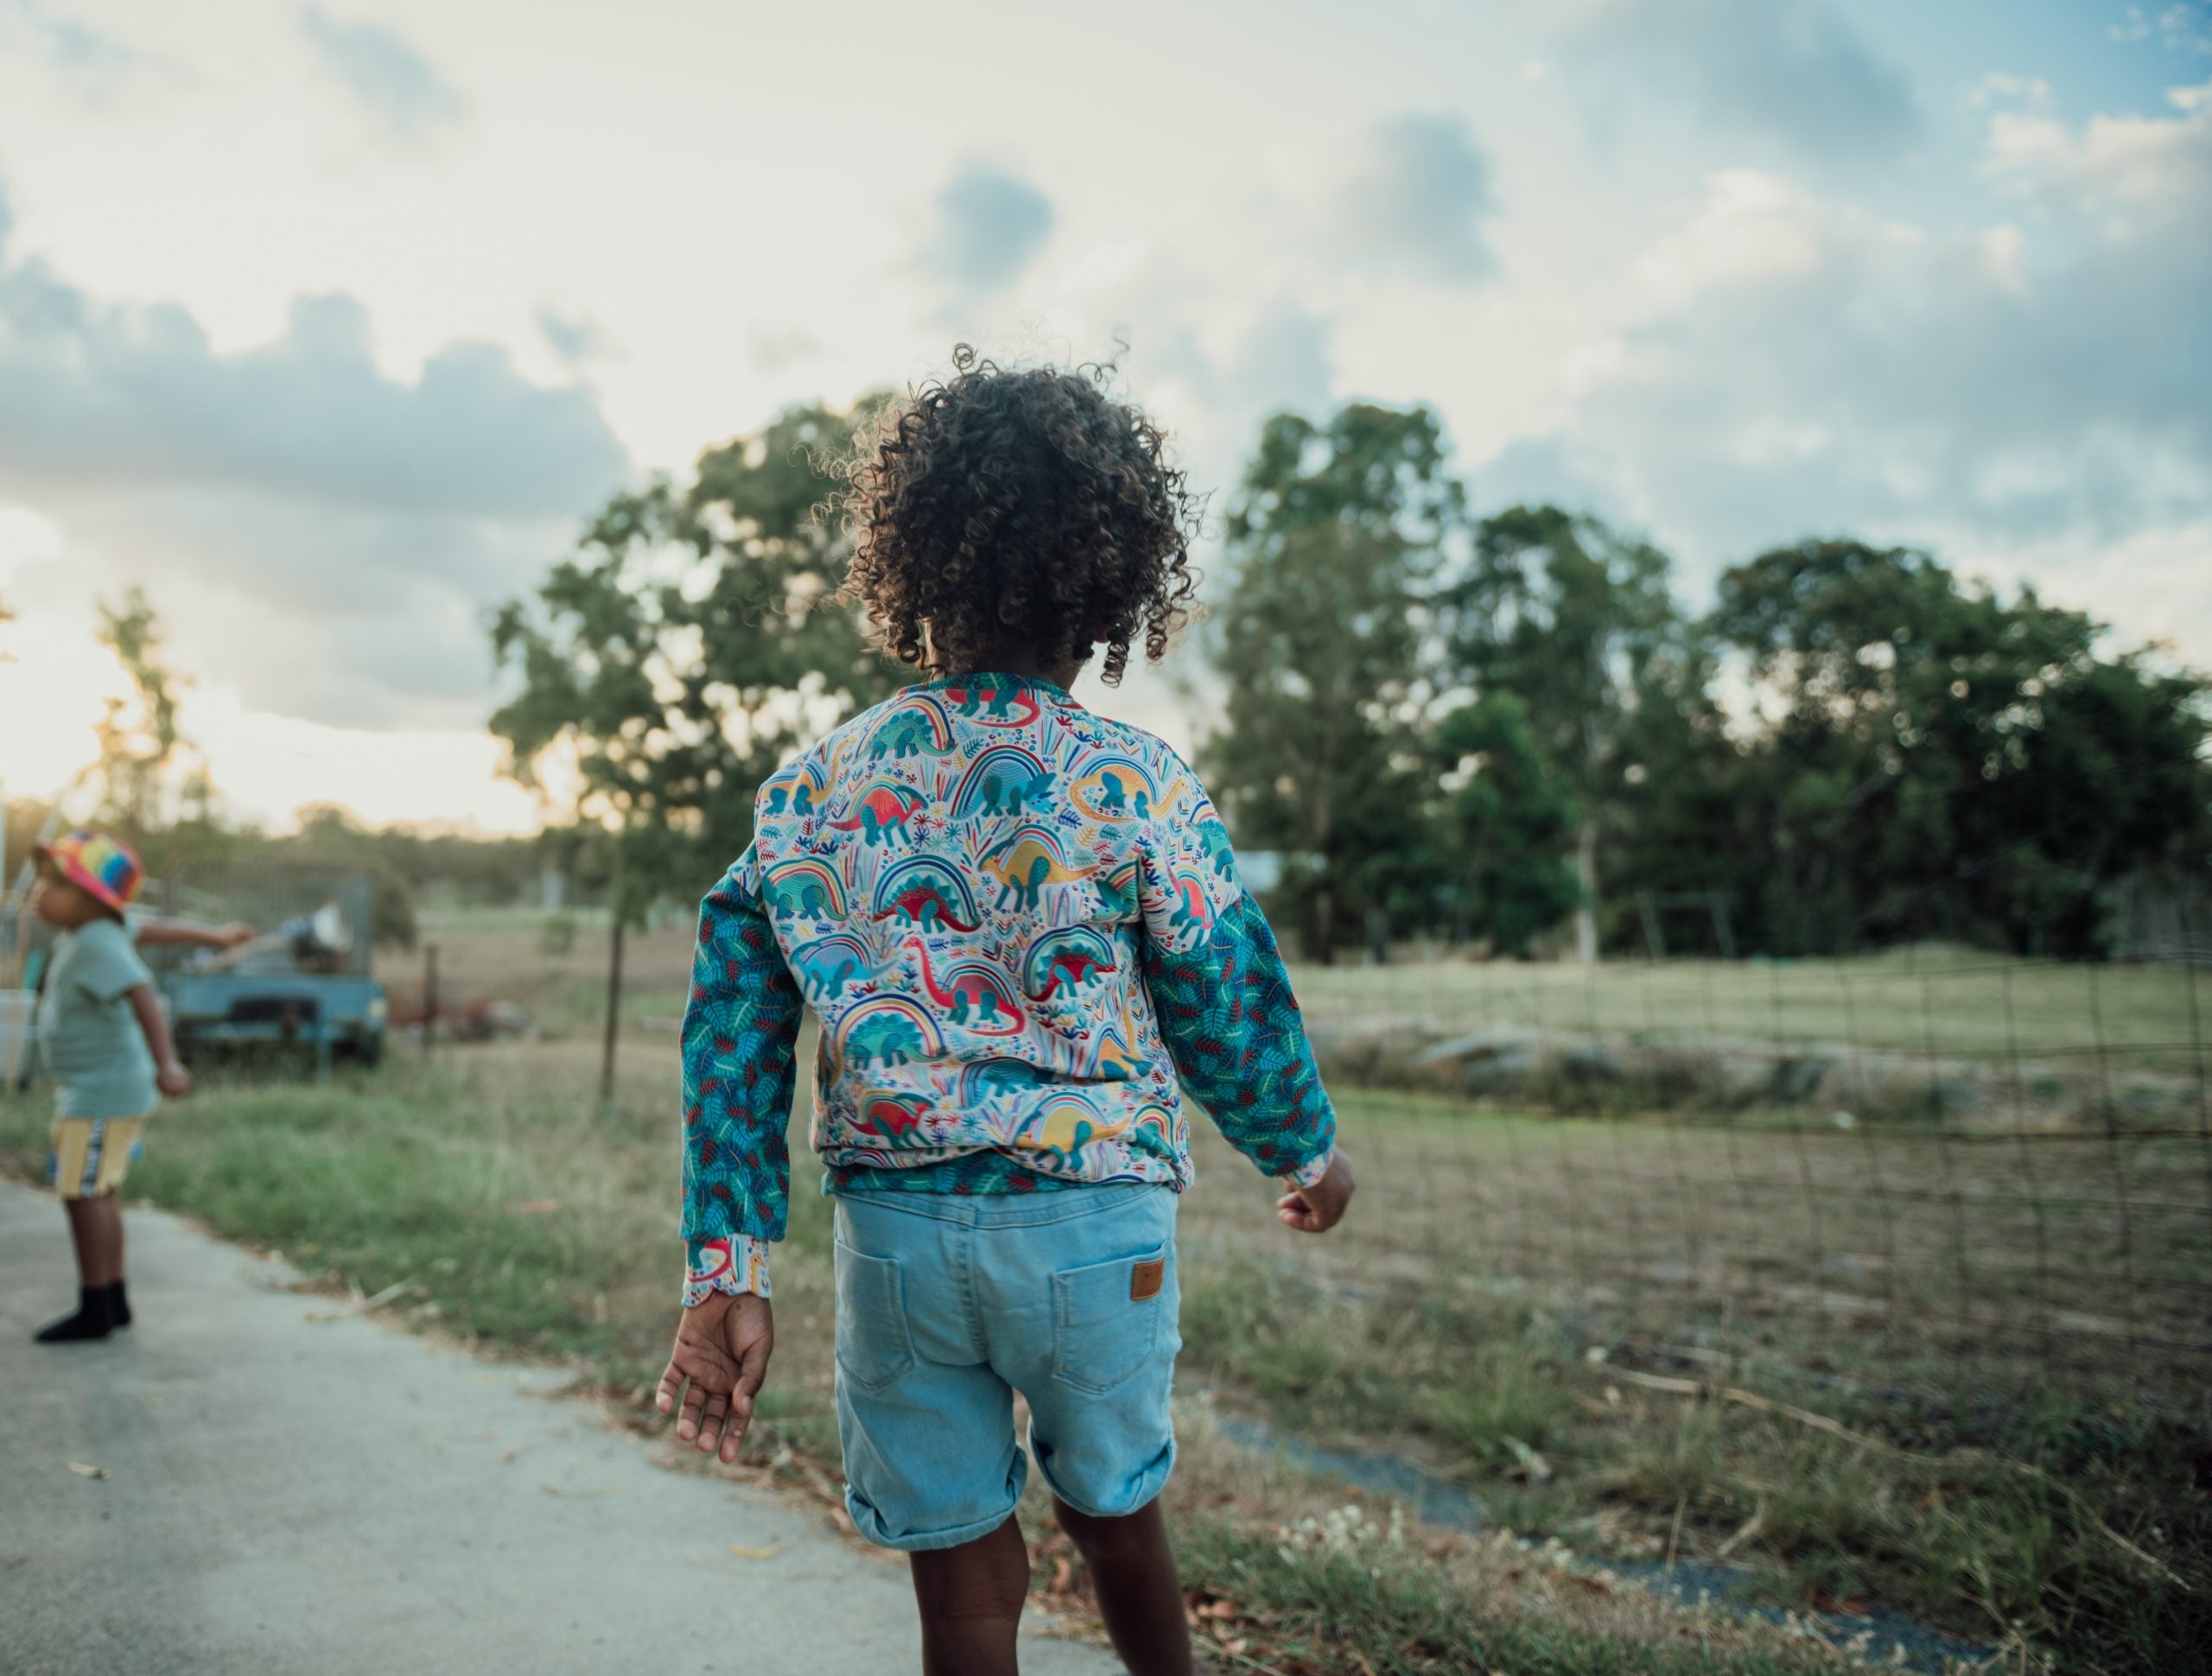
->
[126,982,191,1097]
[133,917,256,951]
[658,840,804,1463]
[1137,767,1353,1233]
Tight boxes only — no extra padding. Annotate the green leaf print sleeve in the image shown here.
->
[679,841,803,1303]
[1135,774,1338,1189]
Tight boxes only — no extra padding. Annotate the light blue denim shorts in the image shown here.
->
[830,1181,1181,1552]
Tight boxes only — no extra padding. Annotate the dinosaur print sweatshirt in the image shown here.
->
[679,669,1338,1303]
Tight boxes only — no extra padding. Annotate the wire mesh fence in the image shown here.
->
[1252,943,2212,1411]
[379,907,2212,1414]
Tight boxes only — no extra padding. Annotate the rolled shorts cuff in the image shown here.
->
[844,1456,1028,1552]
[1032,1430,1176,1520]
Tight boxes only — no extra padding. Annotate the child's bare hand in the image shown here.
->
[1277,1147,1355,1234]
[657,1292,774,1464]
[156,1059,192,1098]
[218,922,256,949]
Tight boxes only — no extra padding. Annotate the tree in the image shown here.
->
[490,399,908,1104]
[490,400,906,919]
[83,588,221,847]
[1202,404,1460,963]
[1436,505,1706,962]
[1708,539,2212,955]
[1431,694,1582,955]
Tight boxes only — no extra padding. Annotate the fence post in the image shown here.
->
[600,914,626,1115]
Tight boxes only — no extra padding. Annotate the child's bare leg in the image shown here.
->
[1054,1496,1192,1676]
[907,1512,1028,1676]
[67,1193,125,1286]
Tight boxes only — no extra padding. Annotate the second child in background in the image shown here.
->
[29,828,194,1343]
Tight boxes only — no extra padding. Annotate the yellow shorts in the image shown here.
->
[49,1116,150,1201]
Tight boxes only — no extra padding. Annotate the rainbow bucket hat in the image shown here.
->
[37,828,145,913]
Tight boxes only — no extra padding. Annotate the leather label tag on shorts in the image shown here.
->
[1129,1259,1165,1302]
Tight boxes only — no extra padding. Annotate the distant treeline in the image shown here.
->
[484,395,2209,963]
[1198,406,2212,962]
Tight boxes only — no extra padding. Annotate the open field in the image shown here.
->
[390,916,2212,1395]
[1258,1094,2212,1393]
[1287,943,2212,1066]
[389,912,2212,1065]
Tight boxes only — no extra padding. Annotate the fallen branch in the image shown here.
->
[1713,1498,1765,1561]
[1587,1356,2192,1594]
[303,1278,416,1324]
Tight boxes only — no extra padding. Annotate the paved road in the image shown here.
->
[0,1181,1121,1675]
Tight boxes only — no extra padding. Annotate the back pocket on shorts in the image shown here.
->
[1049,1241,1172,1397]
[835,1243,918,1393]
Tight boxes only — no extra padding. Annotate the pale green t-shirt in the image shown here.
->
[37,919,159,1119]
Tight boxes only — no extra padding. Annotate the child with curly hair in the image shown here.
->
[656,347,1354,1675]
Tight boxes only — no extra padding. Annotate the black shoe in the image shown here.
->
[104,1281,131,1328]
[35,1289,114,1343]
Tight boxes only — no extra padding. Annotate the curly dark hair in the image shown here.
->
[837,346,1204,686]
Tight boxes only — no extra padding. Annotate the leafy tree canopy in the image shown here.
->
[490,400,906,919]
[1203,404,1459,961]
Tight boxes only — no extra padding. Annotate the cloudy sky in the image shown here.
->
[1,0,2207,832]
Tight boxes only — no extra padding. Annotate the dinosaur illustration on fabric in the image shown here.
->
[678,670,1338,1301]
[830,784,928,847]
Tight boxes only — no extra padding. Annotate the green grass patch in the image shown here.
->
[1173,1514,1852,1675]
[1178,1246,2212,1673]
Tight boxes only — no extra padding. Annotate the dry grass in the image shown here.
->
[1285,943,2211,1064]
[393,915,2212,1064]
[1193,1091,2211,1403]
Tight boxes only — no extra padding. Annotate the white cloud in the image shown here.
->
[0,183,630,730]
[1959,516,2212,670]
[0,211,627,516]
[1629,168,1912,307]
[0,503,62,586]
[1471,79,2212,649]
[1985,75,2212,229]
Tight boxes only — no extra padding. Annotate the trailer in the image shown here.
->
[149,868,389,1076]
